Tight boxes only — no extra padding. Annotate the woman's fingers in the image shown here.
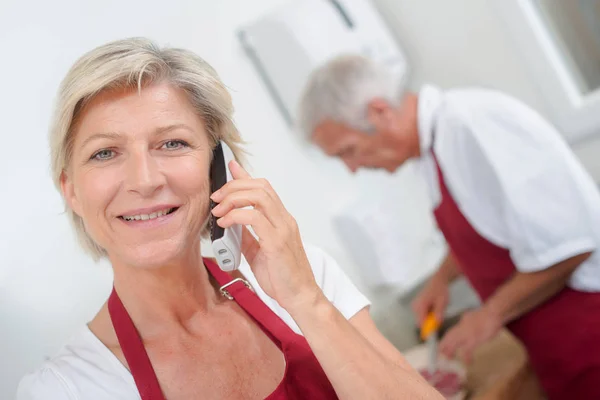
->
[211,162,282,206]
[217,208,285,249]
[228,159,251,180]
[211,189,286,228]
[211,160,293,230]
[240,225,260,264]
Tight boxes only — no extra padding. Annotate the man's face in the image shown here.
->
[311,120,398,173]
[311,97,417,173]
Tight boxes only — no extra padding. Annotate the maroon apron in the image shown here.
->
[107,258,339,399]
[431,150,600,399]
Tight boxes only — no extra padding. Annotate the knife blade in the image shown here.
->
[420,311,441,375]
[426,330,438,375]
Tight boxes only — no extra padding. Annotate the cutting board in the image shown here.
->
[465,330,545,399]
[403,329,546,399]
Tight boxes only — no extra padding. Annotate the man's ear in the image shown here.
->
[366,98,395,133]
[60,171,82,216]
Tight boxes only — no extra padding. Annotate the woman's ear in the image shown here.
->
[60,171,82,216]
[366,98,395,134]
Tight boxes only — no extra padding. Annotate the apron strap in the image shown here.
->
[108,289,166,400]
[204,258,297,344]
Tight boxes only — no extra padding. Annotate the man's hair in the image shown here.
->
[297,54,408,137]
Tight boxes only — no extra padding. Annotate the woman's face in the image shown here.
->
[61,82,212,267]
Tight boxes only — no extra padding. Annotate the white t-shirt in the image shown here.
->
[417,84,600,291]
[16,244,370,400]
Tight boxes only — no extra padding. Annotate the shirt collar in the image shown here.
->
[417,84,444,154]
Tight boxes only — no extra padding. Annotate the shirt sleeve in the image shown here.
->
[454,92,598,272]
[16,366,76,400]
[304,243,371,319]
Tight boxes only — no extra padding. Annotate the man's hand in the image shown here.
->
[412,252,462,326]
[411,275,450,326]
[439,308,502,364]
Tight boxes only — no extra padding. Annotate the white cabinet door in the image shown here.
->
[493,0,600,144]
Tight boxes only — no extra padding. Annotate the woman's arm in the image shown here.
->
[212,161,442,400]
[287,295,442,400]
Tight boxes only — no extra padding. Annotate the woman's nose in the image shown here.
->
[124,150,166,197]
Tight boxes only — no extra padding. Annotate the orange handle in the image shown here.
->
[420,311,440,340]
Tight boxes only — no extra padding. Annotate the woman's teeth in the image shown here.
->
[122,207,175,221]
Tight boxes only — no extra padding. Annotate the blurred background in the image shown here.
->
[1,0,600,397]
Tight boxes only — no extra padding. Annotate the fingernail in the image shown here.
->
[210,190,221,201]
[211,203,222,215]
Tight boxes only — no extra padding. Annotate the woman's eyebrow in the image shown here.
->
[81,124,195,148]
[154,123,194,137]
[81,132,122,148]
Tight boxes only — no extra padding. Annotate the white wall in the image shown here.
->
[373,0,548,112]
[2,0,600,398]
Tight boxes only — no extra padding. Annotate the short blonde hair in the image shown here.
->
[50,37,245,260]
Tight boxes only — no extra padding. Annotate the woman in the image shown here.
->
[16,38,441,399]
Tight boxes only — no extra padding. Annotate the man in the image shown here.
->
[298,54,600,400]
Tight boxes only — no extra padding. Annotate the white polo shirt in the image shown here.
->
[416,84,600,292]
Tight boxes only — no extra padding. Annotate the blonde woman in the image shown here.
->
[16,38,441,400]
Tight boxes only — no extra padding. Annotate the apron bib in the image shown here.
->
[108,258,339,399]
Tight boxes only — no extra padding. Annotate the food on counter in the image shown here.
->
[418,368,463,398]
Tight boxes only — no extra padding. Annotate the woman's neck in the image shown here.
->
[109,249,221,337]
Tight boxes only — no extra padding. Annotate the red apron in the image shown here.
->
[107,258,339,399]
[431,150,600,399]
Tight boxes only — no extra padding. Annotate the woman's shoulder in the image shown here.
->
[16,363,74,400]
[239,242,370,330]
[301,243,371,316]
[16,327,137,400]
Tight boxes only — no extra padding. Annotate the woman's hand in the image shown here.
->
[210,160,322,312]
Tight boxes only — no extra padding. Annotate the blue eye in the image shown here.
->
[91,149,115,161]
[163,140,188,150]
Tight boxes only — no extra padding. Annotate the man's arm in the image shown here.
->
[483,251,590,324]
[435,252,462,284]
[440,252,590,362]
